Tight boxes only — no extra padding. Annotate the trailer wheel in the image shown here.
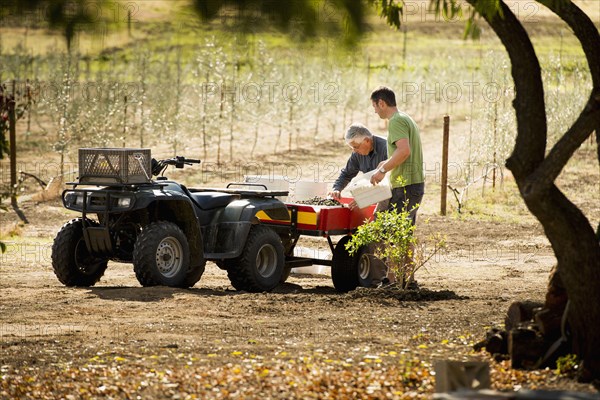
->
[133,221,203,287]
[226,225,284,292]
[357,247,388,288]
[52,218,109,287]
[331,235,365,292]
[357,251,372,287]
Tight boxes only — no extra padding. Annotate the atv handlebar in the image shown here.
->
[151,156,201,176]
[162,156,201,167]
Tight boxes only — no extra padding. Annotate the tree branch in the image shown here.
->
[525,92,600,196]
[537,0,600,88]
[521,0,600,195]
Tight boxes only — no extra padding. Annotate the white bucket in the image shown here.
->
[347,169,392,208]
[293,180,328,202]
[350,184,392,208]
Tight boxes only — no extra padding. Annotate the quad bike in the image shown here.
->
[51,148,292,292]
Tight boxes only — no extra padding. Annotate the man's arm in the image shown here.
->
[370,138,410,185]
[329,154,361,198]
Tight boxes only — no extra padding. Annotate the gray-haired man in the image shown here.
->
[328,123,388,201]
[328,123,388,287]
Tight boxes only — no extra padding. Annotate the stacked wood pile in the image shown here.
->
[474,266,570,369]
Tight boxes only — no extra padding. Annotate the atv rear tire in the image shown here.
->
[331,235,365,292]
[226,225,284,292]
[280,266,292,283]
[133,221,203,287]
[52,218,109,287]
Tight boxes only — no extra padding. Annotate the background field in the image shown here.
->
[1,1,599,398]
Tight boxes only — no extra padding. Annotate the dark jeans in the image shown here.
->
[385,182,425,225]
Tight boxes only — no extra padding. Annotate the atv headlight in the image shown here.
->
[64,191,84,207]
[110,194,134,210]
[117,197,132,208]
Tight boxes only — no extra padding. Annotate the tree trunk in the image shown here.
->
[469,0,600,379]
[597,128,600,240]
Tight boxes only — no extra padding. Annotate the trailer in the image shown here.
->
[256,198,378,292]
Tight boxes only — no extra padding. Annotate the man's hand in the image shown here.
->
[370,170,385,185]
[328,190,341,199]
[348,199,359,210]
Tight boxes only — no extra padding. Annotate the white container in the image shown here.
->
[293,180,328,201]
[243,175,290,201]
[290,246,331,276]
[350,184,392,209]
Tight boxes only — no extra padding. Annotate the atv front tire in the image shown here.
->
[226,225,284,292]
[133,221,203,287]
[52,218,109,286]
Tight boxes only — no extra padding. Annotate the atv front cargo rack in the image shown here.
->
[78,148,152,185]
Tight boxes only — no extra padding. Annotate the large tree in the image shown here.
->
[460,0,600,380]
[2,0,600,379]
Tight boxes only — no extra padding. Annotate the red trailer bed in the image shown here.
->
[256,198,376,236]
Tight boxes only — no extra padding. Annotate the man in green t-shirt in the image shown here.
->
[369,86,424,224]
[369,86,425,288]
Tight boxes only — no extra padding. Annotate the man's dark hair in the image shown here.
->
[370,86,397,107]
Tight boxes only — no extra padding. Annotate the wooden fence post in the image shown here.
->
[441,115,450,216]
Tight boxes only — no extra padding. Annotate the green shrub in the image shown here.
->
[345,203,418,289]
[555,354,578,376]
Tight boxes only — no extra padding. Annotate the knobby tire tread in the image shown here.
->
[226,225,283,292]
[52,218,108,287]
[133,221,199,288]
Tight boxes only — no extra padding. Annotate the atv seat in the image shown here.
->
[190,191,239,210]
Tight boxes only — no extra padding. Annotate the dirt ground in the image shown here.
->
[1,124,599,398]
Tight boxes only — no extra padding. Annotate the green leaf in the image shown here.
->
[368,0,403,30]
[463,9,482,40]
